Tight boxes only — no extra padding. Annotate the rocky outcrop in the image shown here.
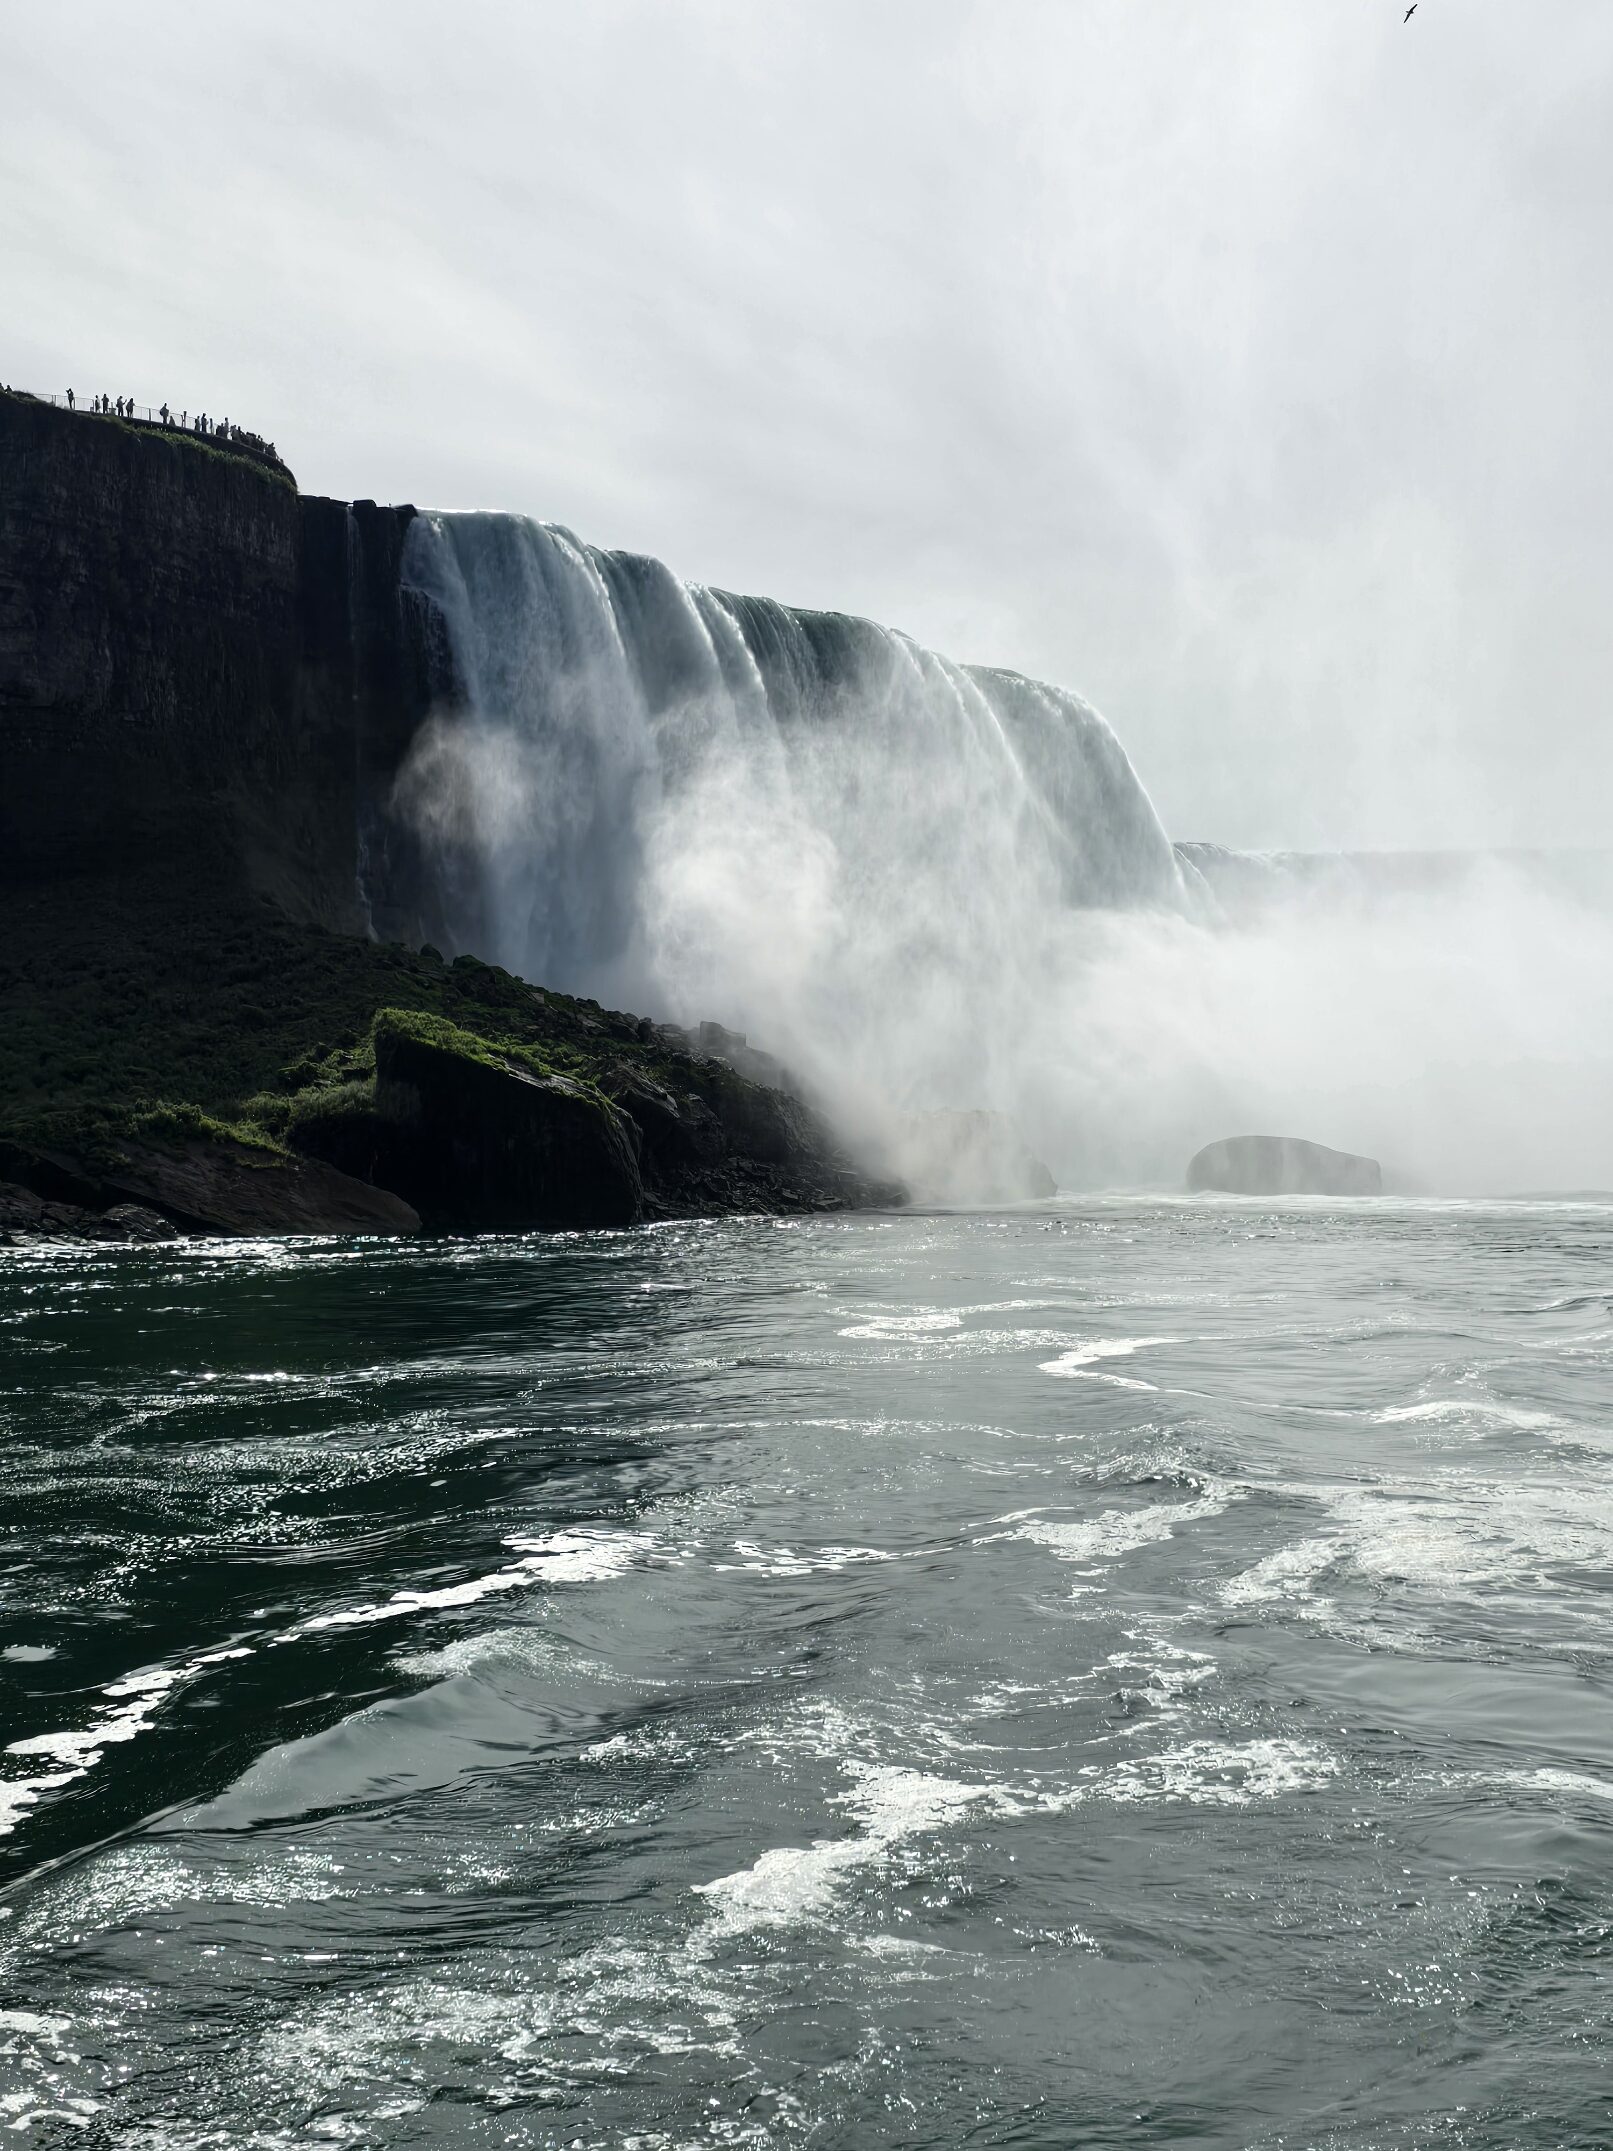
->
[0,1135,419,1236]
[597,1055,898,1218]
[369,1010,643,1229]
[0,1181,179,1246]
[1186,1135,1382,1197]
[301,1007,895,1231]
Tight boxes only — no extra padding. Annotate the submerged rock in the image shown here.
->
[1186,1135,1382,1197]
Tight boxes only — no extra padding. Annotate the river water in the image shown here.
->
[2,1199,1612,2146]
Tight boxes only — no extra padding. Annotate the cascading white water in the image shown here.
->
[395,512,1185,1176]
[391,513,1613,1194]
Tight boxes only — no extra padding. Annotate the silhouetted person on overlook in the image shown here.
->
[159,403,169,426]
[66,388,75,409]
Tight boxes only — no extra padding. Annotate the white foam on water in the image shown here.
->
[712,1541,900,1577]
[1510,1767,1613,1803]
[2,1527,655,1838]
[280,1526,651,1638]
[0,2008,100,2135]
[1374,1399,1560,1430]
[838,1311,963,1339]
[251,1943,752,2113]
[0,2013,72,2040]
[1103,1633,1217,1714]
[1039,1336,1180,1381]
[6,1845,356,1947]
[1053,1368,1160,1390]
[1095,1737,1338,1807]
[693,1762,990,1934]
[999,1480,1234,1574]
[1324,1479,1613,1598]
[952,1298,1061,1315]
[395,1625,621,1683]
[0,1649,251,1839]
[1220,1536,1338,1609]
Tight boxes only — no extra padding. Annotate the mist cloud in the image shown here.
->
[5,1,1610,850]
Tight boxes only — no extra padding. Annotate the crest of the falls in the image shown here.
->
[393,511,1183,1162]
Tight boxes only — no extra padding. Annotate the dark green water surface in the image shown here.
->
[2,1200,1612,2146]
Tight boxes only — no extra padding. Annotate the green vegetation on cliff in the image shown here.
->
[0,869,658,1164]
[0,388,296,492]
[0,868,891,1231]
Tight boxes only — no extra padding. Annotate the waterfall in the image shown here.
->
[384,513,1613,1193]
[392,511,1185,1174]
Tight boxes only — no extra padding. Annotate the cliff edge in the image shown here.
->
[0,389,425,928]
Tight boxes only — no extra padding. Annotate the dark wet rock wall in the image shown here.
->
[0,391,427,928]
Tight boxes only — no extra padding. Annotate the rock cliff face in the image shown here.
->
[0,391,426,927]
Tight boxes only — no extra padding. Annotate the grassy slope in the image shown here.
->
[0,869,668,1168]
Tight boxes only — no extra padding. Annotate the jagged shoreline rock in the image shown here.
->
[0,1134,419,1239]
[0,1180,179,1247]
[0,872,902,1239]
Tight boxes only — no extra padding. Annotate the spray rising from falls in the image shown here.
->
[391,513,1613,1194]
[393,513,1185,1179]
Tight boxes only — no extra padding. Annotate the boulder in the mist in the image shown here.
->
[372,1008,643,1230]
[1186,1134,1382,1197]
[895,1109,1057,1204]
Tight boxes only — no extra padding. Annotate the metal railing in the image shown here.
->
[30,390,285,469]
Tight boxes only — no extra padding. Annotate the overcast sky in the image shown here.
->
[5,0,1610,849]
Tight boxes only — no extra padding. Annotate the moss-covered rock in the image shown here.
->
[0,870,902,1236]
[370,1008,643,1230]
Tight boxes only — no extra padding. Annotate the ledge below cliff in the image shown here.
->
[0,867,898,1236]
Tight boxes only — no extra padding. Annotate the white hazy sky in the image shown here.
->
[5,0,1610,849]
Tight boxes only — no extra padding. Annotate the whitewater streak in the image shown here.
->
[395,512,1183,1171]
